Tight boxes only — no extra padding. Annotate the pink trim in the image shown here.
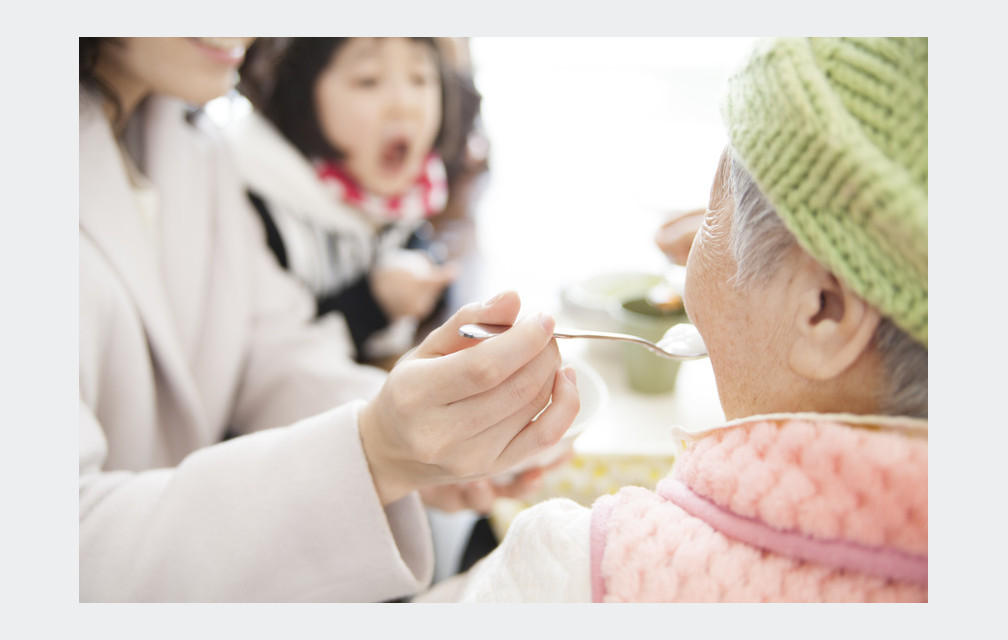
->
[658,479,928,586]
[589,494,617,603]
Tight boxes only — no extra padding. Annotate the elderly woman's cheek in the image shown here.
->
[683,262,701,325]
[683,265,711,331]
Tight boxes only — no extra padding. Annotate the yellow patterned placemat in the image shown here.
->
[489,452,678,541]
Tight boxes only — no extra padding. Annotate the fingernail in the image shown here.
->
[563,366,577,386]
[538,312,555,334]
[482,291,506,307]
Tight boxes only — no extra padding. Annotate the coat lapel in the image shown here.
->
[79,96,205,430]
[141,98,213,360]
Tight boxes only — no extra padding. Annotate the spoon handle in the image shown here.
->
[458,323,675,358]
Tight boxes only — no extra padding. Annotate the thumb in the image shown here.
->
[413,290,523,357]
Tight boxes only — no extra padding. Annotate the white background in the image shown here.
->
[464,37,758,313]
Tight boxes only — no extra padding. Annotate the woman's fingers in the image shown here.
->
[415,290,523,357]
[454,366,580,477]
[494,467,546,498]
[437,354,560,475]
[498,367,579,472]
[414,309,558,405]
[358,290,579,505]
[459,480,497,514]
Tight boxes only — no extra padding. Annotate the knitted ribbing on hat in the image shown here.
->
[722,38,928,346]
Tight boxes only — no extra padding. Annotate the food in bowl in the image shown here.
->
[560,271,663,331]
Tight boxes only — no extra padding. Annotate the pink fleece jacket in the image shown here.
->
[590,414,927,602]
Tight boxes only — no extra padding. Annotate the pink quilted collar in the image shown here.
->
[670,415,928,557]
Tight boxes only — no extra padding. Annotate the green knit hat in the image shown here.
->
[721,37,928,346]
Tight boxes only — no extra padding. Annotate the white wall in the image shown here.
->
[463,37,758,313]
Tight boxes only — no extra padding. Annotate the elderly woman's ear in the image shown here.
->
[786,251,882,382]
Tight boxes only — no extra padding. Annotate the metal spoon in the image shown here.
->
[459,321,708,360]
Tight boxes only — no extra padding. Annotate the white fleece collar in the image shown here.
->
[222,109,377,237]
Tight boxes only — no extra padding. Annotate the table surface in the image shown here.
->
[558,337,724,458]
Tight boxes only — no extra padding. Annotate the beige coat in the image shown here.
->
[78,93,433,601]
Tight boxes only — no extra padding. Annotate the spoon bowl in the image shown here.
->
[459,322,708,360]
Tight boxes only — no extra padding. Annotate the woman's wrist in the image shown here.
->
[358,398,412,506]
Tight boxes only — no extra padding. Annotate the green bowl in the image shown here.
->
[610,296,688,394]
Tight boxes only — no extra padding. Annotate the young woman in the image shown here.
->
[78,37,578,602]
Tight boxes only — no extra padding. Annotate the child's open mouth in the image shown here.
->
[380,138,410,174]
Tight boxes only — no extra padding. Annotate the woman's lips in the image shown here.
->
[190,37,249,65]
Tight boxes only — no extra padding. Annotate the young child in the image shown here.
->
[227,38,479,361]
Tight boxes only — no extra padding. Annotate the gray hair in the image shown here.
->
[725,149,928,418]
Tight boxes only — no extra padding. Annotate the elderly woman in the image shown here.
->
[415,36,928,602]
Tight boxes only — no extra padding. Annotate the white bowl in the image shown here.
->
[560,271,663,331]
[492,358,608,484]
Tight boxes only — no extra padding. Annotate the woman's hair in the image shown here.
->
[238,37,481,185]
[725,148,928,418]
[79,38,123,123]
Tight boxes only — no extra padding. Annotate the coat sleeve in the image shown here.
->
[78,98,433,602]
[79,396,434,602]
[412,498,593,602]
